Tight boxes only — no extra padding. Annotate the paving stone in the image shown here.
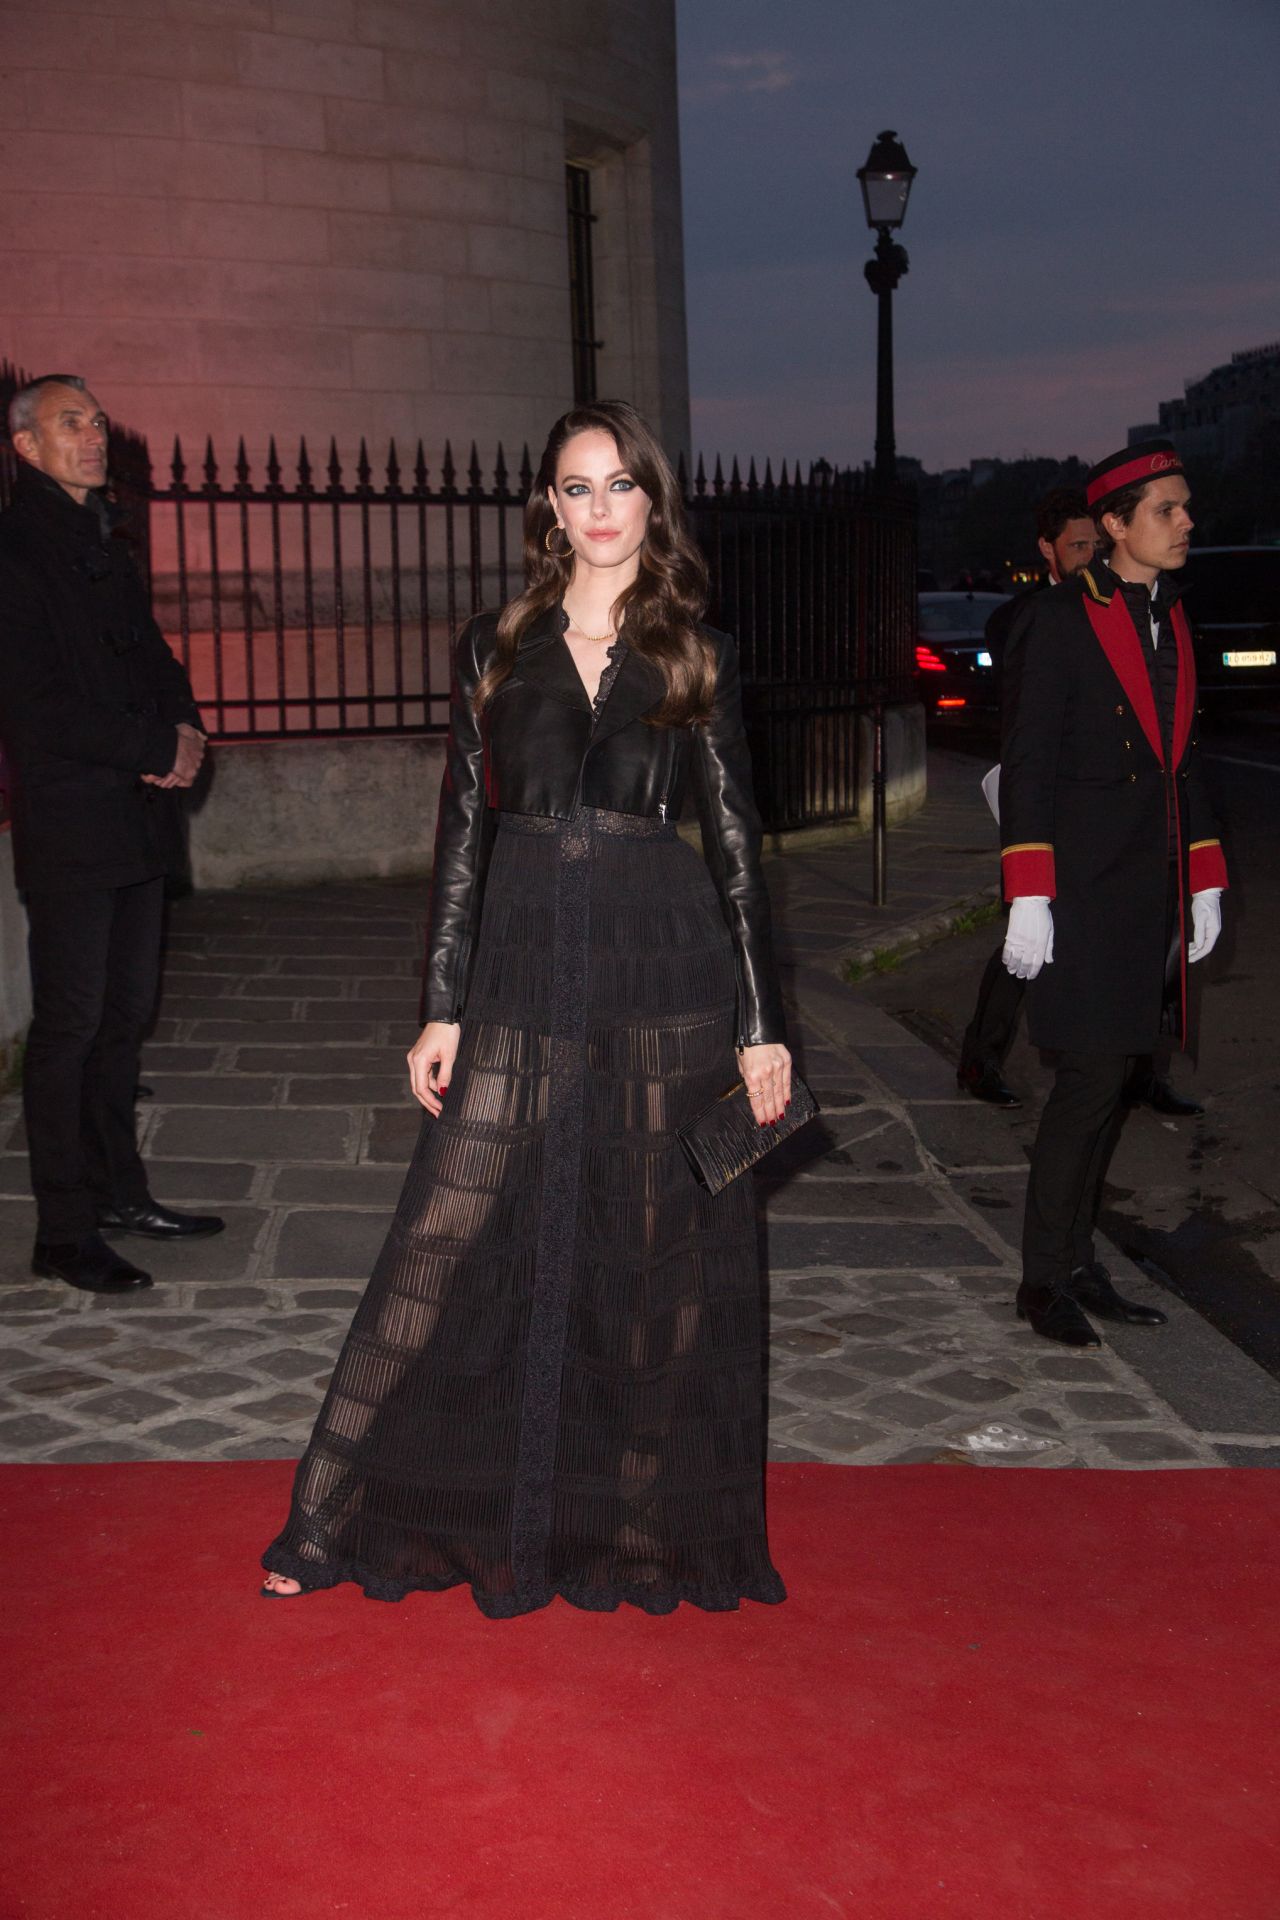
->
[222,1437,303,1459]
[1034,1355,1115,1383]
[767,1221,999,1272]
[235,1390,321,1422]
[148,1418,239,1451]
[47,1440,153,1462]
[253,1348,334,1382]
[231,977,347,997]
[0,1158,31,1194]
[771,1327,843,1357]
[110,1345,196,1376]
[187,1327,270,1354]
[0,1341,42,1370]
[780,1367,868,1405]
[872,1295,964,1322]
[1009,1407,1064,1432]
[142,1160,260,1201]
[284,1077,409,1106]
[115,1208,268,1284]
[39,1324,121,1351]
[270,1165,407,1207]
[1063,1391,1155,1422]
[777,1411,889,1454]
[1214,1445,1280,1467]
[764,1180,947,1221]
[183,1286,270,1308]
[864,1388,953,1425]
[1097,1431,1202,1463]
[12,1366,107,1397]
[165,1370,257,1402]
[142,1075,279,1106]
[76,1387,179,1423]
[910,1105,1029,1172]
[883,1445,980,1466]
[138,1046,222,1072]
[0,1412,81,1448]
[150,1108,355,1162]
[163,997,296,1022]
[270,1209,387,1280]
[844,1349,934,1380]
[234,1047,409,1076]
[83,1312,207,1329]
[857,1045,969,1100]
[257,1314,341,1335]
[191,1020,380,1045]
[822,1310,907,1338]
[295,1289,364,1308]
[929,1369,1018,1405]
[813,1121,928,1177]
[365,1106,424,1164]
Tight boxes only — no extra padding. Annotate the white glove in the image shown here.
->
[1003,896,1053,980]
[1188,889,1223,964]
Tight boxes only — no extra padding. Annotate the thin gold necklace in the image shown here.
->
[566,616,615,644]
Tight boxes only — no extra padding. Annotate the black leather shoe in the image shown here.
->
[1143,1080,1204,1119]
[1069,1261,1168,1326]
[1015,1283,1102,1348]
[32,1232,152,1293]
[97,1200,225,1239]
[957,1062,1022,1109]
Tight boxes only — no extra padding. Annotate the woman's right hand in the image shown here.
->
[407,1021,460,1116]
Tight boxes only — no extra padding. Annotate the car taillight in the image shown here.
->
[915,644,947,672]
[937,696,967,709]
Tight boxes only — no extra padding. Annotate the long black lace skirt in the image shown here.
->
[262,809,785,1617]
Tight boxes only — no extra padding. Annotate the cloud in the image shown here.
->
[681,49,795,105]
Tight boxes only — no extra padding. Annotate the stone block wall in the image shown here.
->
[0,0,689,470]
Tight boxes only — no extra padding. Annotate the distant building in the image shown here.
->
[1129,341,1280,467]
[1,0,690,467]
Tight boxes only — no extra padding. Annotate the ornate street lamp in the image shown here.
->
[858,130,915,487]
[857,131,916,905]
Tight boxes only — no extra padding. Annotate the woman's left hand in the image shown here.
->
[737,1042,792,1126]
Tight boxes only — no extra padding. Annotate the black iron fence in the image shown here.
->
[141,435,916,830]
[0,375,917,832]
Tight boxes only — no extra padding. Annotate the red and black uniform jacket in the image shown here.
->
[998,563,1227,1054]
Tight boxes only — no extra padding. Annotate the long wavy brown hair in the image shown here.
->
[474,401,715,726]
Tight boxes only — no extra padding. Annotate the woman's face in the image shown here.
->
[548,430,652,581]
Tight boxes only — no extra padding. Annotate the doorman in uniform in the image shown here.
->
[999,441,1227,1346]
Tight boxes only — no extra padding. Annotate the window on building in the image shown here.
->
[566,163,602,404]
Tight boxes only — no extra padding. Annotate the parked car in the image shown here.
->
[1180,547,1280,706]
[914,591,1010,726]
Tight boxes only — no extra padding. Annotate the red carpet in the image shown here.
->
[1,1463,1275,1920]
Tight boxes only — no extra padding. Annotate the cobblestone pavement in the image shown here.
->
[2,752,1274,1468]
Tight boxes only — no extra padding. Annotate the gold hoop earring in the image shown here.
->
[545,524,573,558]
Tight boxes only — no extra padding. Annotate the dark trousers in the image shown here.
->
[23,877,164,1239]
[960,943,1026,1073]
[1021,869,1181,1293]
[1021,1051,1130,1293]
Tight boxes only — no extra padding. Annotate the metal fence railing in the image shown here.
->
[0,371,918,833]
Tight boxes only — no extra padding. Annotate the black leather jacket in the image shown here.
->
[422,605,786,1046]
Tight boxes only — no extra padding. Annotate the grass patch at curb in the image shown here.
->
[842,891,1003,988]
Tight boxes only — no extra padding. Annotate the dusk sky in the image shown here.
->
[676,0,1280,475]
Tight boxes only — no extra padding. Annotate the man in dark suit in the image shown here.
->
[958,489,1097,1107]
[0,374,224,1293]
[999,440,1227,1346]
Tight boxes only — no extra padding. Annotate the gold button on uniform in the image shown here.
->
[1127,772,1137,783]
[1115,705,1124,715]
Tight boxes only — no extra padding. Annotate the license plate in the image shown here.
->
[1223,650,1276,667]
[977,650,993,667]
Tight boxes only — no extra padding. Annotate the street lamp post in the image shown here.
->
[857,130,916,904]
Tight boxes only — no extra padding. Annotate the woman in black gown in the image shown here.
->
[261,401,791,1615]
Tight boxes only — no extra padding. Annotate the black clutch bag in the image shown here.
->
[676,1073,820,1195]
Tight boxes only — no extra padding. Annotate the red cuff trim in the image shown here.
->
[1189,839,1228,893]
[1002,843,1056,900]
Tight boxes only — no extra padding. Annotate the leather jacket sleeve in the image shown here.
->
[420,617,495,1023]
[692,634,788,1047]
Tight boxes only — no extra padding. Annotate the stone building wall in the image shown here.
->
[0,0,690,468]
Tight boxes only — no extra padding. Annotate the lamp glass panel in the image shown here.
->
[862,173,911,227]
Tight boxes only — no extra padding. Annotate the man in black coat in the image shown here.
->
[958,488,1097,1106]
[998,440,1227,1346]
[0,375,223,1293]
